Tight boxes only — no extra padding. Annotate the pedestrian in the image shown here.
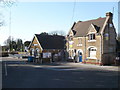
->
[73,49,76,63]
[40,53,43,63]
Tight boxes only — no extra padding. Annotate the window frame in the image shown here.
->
[88,33,96,42]
[88,47,97,58]
[77,38,82,46]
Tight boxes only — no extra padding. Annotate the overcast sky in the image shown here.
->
[0,1,118,45]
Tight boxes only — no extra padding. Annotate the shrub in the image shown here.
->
[0,52,9,57]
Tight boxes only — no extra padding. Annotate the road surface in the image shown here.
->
[2,57,120,88]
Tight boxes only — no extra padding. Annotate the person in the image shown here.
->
[73,49,76,63]
[40,53,43,63]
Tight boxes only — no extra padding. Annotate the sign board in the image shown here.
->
[43,52,51,58]
[69,45,73,48]
[69,41,74,48]
[34,44,39,46]
[104,33,109,40]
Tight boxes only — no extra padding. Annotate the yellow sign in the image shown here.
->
[104,33,109,40]
[69,45,73,48]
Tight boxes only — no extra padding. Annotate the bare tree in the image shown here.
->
[0,0,16,7]
[4,36,15,51]
[0,0,16,27]
[4,37,24,51]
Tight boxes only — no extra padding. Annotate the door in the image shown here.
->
[78,51,82,62]
[90,48,96,57]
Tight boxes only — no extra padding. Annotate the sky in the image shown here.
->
[0,1,119,46]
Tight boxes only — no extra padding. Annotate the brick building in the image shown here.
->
[66,12,117,65]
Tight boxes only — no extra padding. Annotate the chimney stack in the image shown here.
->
[106,12,113,21]
[106,12,113,17]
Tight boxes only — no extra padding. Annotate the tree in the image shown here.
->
[4,36,16,51]
[49,30,66,36]
[16,39,23,51]
[11,40,17,51]
[0,20,4,27]
[24,41,31,47]
[4,36,11,46]
[0,14,4,27]
[40,32,49,36]
[4,37,25,52]
[0,0,16,27]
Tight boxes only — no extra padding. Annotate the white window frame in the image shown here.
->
[77,38,82,46]
[87,47,97,59]
[88,33,96,42]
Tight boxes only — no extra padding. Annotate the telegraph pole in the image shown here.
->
[118,1,120,89]
[4,0,16,51]
[9,7,11,51]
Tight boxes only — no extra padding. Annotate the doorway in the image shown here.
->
[77,49,83,62]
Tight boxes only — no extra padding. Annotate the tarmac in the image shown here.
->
[1,57,120,72]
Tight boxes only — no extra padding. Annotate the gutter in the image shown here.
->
[84,35,86,64]
[100,33,103,65]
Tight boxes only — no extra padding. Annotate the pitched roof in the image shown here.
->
[35,34,65,49]
[72,17,106,37]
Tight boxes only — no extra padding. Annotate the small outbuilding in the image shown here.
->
[28,33,66,63]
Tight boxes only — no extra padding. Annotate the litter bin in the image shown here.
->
[28,56,34,62]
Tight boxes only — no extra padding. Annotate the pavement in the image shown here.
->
[0,58,2,90]
[25,59,119,72]
[1,57,120,88]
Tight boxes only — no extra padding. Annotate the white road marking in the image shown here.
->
[48,68,78,71]
[40,66,79,71]
[5,62,8,76]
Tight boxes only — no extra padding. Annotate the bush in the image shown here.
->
[22,56,28,58]
[9,51,18,55]
[0,52,9,57]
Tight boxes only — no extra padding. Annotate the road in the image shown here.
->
[2,57,120,88]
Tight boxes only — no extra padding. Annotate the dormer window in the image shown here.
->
[70,37,73,41]
[88,33,96,42]
[68,36,73,41]
[88,33,95,40]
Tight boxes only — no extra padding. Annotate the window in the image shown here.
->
[70,37,73,41]
[36,48,40,56]
[88,34,95,40]
[88,47,96,57]
[109,23,113,27]
[78,38,82,44]
[32,49,34,56]
[68,36,73,41]
[77,38,82,46]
